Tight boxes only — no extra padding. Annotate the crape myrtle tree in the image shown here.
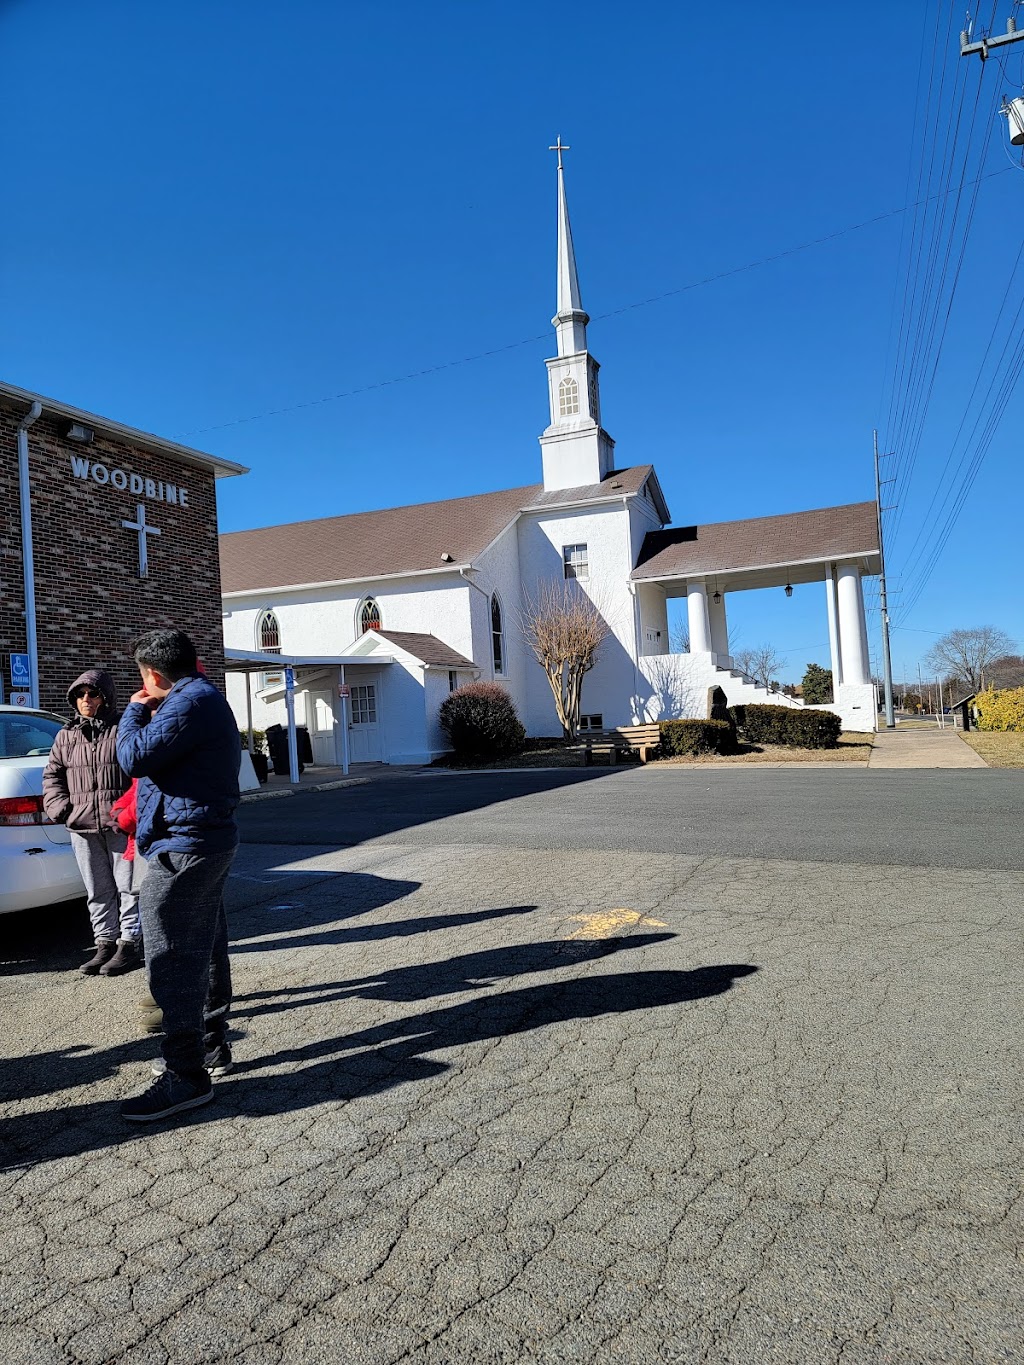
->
[924,626,1015,694]
[801,662,833,705]
[521,580,609,741]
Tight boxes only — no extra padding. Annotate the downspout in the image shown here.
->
[459,566,493,680]
[18,401,43,707]
[624,495,640,718]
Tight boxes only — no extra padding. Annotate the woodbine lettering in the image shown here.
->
[70,456,190,506]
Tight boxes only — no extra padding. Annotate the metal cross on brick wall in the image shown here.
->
[121,503,161,578]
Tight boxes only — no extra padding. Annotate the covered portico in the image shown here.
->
[224,647,396,782]
[631,502,881,730]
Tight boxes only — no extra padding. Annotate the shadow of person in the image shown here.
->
[230,904,539,956]
[0,1037,153,1105]
[232,932,677,1013]
[0,963,758,1170]
[227,870,422,947]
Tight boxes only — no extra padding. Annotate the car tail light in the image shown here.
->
[0,795,54,826]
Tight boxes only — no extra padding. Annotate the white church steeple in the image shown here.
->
[540,138,615,491]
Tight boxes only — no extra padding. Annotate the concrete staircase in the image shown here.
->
[716,666,805,710]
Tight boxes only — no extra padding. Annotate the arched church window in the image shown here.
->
[491,595,505,675]
[359,598,382,633]
[257,609,281,654]
[558,375,579,417]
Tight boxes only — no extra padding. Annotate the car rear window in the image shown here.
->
[0,713,64,758]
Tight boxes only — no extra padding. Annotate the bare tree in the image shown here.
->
[733,643,786,692]
[988,653,1024,690]
[669,619,690,653]
[924,626,1016,693]
[520,581,610,740]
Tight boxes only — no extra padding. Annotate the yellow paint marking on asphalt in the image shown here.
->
[565,909,668,940]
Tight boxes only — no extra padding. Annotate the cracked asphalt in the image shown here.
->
[1,766,1021,1363]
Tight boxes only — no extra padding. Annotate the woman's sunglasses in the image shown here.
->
[75,687,102,700]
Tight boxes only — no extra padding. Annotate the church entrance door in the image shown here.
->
[309,690,338,766]
[348,677,382,762]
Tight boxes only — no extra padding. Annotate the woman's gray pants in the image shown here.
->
[139,848,236,1078]
[68,829,141,942]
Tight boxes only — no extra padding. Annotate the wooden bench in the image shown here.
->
[583,723,661,765]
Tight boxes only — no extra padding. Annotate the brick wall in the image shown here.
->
[1,398,229,715]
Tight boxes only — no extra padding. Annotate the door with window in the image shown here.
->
[348,676,382,762]
[309,690,338,766]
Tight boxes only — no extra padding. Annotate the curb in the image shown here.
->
[240,777,370,803]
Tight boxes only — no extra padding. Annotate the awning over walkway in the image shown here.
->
[223,648,395,671]
[224,648,396,782]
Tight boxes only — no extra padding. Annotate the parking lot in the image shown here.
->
[2,767,1021,1363]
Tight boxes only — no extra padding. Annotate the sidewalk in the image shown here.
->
[240,762,408,801]
[868,726,989,768]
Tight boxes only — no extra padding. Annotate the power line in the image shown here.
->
[180,167,1012,438]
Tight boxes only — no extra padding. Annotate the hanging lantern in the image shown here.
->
[785,584,793,598]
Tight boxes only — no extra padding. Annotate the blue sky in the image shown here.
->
[2,0,1021,682]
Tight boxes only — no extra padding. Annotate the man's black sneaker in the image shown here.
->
[205,1044,233,1077]
[151,1044,232,1079]
[121,1070,214,1123]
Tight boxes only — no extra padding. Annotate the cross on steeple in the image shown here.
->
[548,135,570,170]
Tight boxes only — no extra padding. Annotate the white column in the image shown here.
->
[687,580,712,653]
[825,566,842,687]
[708,592,730,661]
[836,564,869,686]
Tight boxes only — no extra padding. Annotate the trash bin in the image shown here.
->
[296,725,314,765]
[265,723,304,776]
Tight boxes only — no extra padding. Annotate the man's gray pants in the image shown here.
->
[68,829,141,942]
[139,849,236,1078]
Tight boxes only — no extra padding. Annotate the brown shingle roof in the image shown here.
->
[371,631,475,668]
[220,467,657,594]
[632,502,879,580]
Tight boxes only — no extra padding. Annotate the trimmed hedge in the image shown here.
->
[439,682,526,757]
[732,703,841,749]
[659,718,735,757]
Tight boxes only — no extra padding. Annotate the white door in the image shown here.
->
[309,690,338,766]
[348,678,382,762]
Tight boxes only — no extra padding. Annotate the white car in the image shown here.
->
[0,704,85,915]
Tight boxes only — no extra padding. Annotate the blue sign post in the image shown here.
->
[283,667,300,784]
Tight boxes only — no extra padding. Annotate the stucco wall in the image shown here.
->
[516,502,640,734]
[222,574,475,747]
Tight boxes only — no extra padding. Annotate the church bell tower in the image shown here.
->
[539,138,615,491]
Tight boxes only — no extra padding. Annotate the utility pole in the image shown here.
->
[874,432,896,728]
[960,13,1024,61]
[960,13,1024,138]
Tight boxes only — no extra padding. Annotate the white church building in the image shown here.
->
[220,153,880,766]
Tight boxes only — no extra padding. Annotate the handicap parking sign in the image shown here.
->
[10,653,31,690]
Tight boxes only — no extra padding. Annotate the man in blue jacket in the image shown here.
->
[116,629,240,1122]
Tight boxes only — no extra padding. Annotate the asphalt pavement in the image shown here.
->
[1,767,1021,1364]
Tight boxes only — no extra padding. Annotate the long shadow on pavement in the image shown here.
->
[237,766,636,851]
[0,935,758,1171]
[231,933,676,1007]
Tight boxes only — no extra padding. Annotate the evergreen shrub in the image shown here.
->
[240,729,267,755]
[439,683,526,757]
[974,686,1024,731]
[733,703,841,749]
[659,718,734,757]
